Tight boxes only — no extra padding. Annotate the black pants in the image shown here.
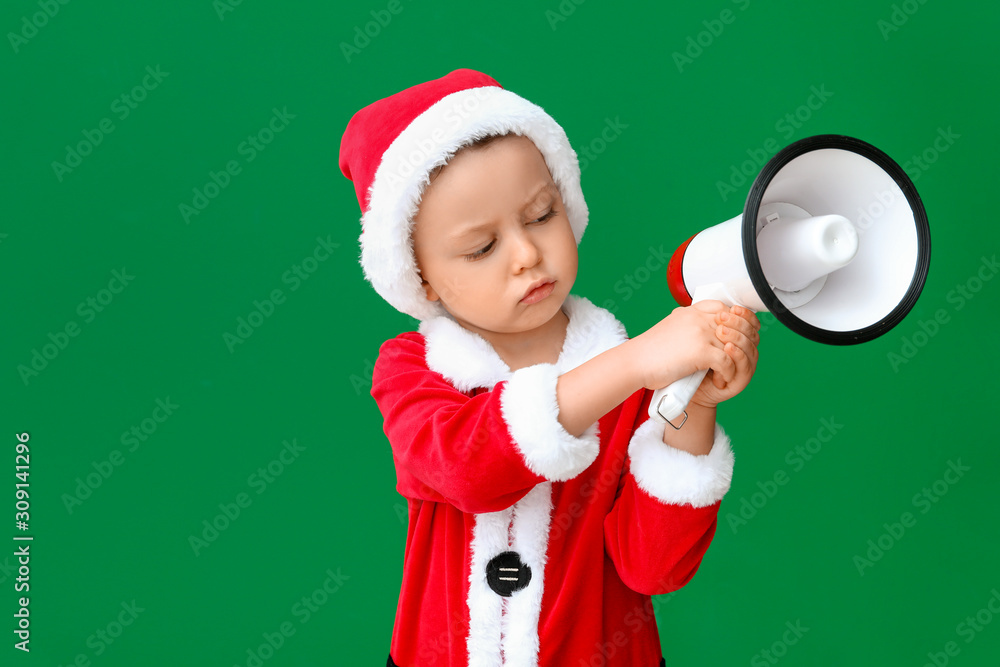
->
[388,657,667,666]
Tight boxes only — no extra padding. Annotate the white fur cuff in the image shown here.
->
[628,419,734,508]
[500,364,600,482]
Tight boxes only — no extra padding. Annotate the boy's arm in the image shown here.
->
[556,301,758,452]
[374,304,756,517]
[372,333,596,514]
[598,306,759,595]
[602,400,733,596]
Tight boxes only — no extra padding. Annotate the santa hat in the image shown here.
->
[339,69,589,321]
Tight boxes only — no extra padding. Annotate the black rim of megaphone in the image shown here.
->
[742,134,931,345]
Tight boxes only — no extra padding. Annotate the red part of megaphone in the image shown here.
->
[667,234,696,306]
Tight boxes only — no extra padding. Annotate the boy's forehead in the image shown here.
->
[415,136,559,228]
[450,181,557,229]
[519,180,558,204]
[413,179,559,245]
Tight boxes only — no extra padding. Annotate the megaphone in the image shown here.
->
[649,134,931,426]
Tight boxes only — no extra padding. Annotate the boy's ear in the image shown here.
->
[419,275,440,303]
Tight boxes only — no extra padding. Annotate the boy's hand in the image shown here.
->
[630,300,741,393]
[691,304,760,408]
[629,301,760,405]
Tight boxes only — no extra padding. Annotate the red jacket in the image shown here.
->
[371,296,735,667]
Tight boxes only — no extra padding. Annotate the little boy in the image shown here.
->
[339,69,759,667]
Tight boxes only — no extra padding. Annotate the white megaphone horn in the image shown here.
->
[649,134,931,426]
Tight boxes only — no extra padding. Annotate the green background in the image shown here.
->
[3,0,998,665]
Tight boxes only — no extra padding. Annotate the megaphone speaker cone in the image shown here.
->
[650,134,931,424]
[742,134,931,345]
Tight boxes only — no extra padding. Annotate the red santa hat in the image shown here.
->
[339,68,589,321]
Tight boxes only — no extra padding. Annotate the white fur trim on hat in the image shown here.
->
[627,420,734,508]
[360,85,588,321]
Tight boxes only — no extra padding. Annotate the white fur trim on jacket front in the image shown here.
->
[627,420,734,508]
[418,295,626,479]
[417,294,628,392]
[466,504,513,667]
[465,481,554,667]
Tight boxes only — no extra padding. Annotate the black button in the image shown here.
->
[486,551,531,597]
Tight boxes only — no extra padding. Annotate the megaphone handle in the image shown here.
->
[649,369,709,427]
[646,282,743,426]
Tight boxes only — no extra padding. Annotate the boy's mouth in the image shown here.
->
[520,280,555,305]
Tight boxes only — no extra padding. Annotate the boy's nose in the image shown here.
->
[510,229,542,271]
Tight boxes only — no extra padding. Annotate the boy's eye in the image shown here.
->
[462,209,557,261]
[465,239,495,261]
[530,208,557,224]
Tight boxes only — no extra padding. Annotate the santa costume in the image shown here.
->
[340,69,736,667]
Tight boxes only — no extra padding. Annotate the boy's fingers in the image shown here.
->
[730,305,762,332]
[693,299,727,315]
[726,341,750,372]
[726,314,760,347]
[713,346,737,384]
[717,311,759,344]
[711,368,727,389]
[717,325,757,357]
[719,327,759,377]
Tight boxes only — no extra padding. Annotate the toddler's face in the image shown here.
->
[412,134,578,341]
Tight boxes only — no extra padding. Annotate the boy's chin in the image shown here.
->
[450,310,556,337]
[438,288,571,332]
